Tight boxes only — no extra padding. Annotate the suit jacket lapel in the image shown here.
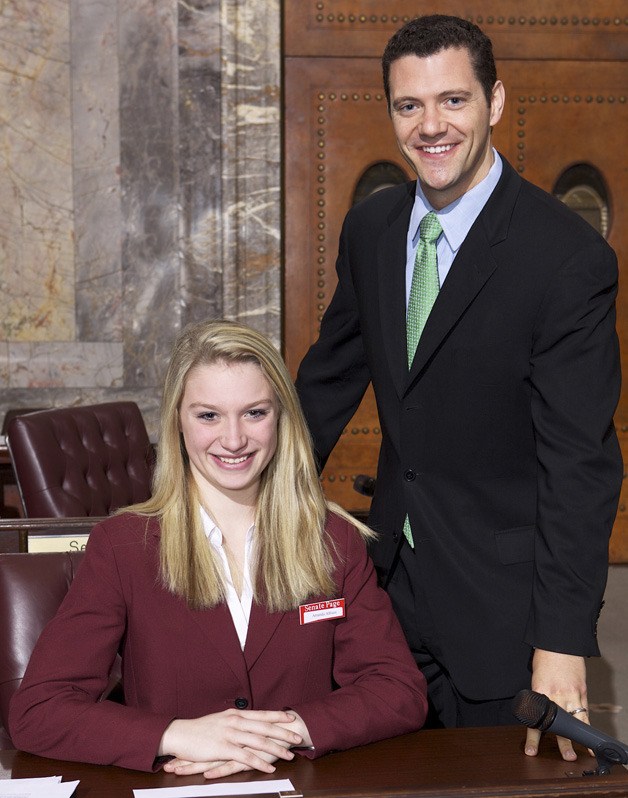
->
[378,183,415,399]
[407,158,521,387]
[407,228,498,382]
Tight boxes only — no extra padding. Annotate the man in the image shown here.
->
[295,15,622,759]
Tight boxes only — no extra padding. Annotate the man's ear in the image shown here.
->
[489,80,506,129]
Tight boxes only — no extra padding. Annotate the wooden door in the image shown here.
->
[283,1,628,559]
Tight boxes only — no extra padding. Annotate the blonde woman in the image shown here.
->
[10,320,426,778]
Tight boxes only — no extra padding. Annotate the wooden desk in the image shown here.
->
[1,726,627,797]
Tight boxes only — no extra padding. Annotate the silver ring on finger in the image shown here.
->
[569,706,588,716]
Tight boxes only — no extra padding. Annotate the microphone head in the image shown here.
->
[511,689,557,731]
[353,474,376,496]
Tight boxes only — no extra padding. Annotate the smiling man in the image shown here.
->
[296,15,622,758]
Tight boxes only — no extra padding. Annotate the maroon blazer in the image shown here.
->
[9,511,427,772]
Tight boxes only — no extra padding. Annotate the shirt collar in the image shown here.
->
[410,148,503,253]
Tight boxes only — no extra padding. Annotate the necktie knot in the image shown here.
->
[419,211,442,244]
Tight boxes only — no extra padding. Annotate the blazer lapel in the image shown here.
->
[378,183,416,400]
[192,602,251,683]
[243,602,286,671]
[149,522,249,684]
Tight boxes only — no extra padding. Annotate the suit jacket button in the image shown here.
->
[404,469,416,481]
[235,697,249,709]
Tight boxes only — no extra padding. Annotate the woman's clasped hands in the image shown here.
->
[159,707,310,780]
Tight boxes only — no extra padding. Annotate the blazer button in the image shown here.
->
[234,697,249,709]
[404,469,416,481]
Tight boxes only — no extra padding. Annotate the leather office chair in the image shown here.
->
[0,551,122,749]
[0,552,84,748]
[7,402,154,518]
[0,409,48,519]
[1,408,49,436]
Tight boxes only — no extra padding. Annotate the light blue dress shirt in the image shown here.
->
[405,149,503,306]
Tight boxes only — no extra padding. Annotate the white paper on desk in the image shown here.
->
[0,777,79,798]
[133,778,295,797]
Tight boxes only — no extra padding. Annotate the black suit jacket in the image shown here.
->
[296,156,622,700]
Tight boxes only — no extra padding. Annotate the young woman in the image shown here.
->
[9,320,427,778]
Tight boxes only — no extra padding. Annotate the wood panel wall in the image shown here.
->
[283,1,628,559]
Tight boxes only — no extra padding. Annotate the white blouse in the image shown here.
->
[200,506,255,650]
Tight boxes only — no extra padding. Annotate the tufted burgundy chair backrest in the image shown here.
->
[7,402,154,518]
[0,552,84,748]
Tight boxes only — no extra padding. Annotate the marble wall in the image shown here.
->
[0,0,281,436]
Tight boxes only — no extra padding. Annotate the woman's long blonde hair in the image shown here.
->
[128,319,371,611]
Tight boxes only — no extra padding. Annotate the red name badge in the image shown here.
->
[299,598,346,625]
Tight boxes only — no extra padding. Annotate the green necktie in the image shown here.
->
[403,211,442,548]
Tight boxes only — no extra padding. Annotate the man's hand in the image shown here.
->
[524,649,590,761]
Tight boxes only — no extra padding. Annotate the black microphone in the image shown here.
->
[512,689,628,772]
[353,474,376,497]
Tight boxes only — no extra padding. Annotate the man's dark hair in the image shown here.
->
[382,15,497,108]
